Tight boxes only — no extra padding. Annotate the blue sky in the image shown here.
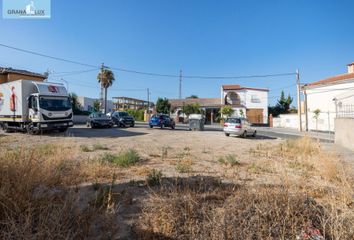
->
[1,0,354,105]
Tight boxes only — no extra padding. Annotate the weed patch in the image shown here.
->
[101,149,140,167]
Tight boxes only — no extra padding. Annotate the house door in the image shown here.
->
[246,109,263,124]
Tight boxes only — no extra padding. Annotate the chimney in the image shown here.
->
[348,62,354,74]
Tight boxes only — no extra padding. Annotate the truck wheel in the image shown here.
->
[27,124,39,135]
[3,123,11,133]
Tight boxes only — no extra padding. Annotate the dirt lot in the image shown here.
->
[2,124,281,182]
[0,124,353,239]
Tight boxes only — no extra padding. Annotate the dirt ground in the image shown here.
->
[1,124,282,182]
[1,125,353,239]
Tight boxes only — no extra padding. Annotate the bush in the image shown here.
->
[126,109,145,121]
[101,149,140,167]
[218,154,240,166]
[146,169,163,186]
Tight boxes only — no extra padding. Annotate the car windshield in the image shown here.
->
[93,113,108,118]
[152,114,161,118]
[226,118,241,124]
[39,97,71,111]
[119,112,128,117]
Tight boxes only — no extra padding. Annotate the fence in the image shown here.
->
[336,104,354,118]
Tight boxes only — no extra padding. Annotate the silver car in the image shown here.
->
[223,117,257,137]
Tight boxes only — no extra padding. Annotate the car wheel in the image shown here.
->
[225,133,230,137]
[171,124,175,129]
[160,124,163,129]
[242,131,247,138]
[130,123,135,127]
[90,122,95,129]
[252,131,257,137]
[86,122,90,128]
[149,125,153,128]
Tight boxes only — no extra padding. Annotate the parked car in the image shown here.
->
[223,117,256,137]
[149,114,175,129]
[111,111,135,127]
[86,112,113,128]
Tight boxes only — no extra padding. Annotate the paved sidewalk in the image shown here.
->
[255,127,334,142]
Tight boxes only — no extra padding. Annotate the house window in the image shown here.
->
[251,95,261,103]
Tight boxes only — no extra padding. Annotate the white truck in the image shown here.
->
[0,79,73,133]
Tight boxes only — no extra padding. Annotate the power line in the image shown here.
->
[0,43,296,80]
[51,68,99,77]
[0,43,97,68]
[183,72,296,79]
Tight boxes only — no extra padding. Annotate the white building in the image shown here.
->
[303,62,354,132]
[77,96,114,113]
[221,85,269,124]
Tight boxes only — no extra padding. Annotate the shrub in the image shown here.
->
[80,144,93,152]
[175,160,193,173]
[101,149,140,167]
[126,109,145,121]
[146,169,163,186]
[218,154,240,166]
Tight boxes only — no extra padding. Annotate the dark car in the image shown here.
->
[149,114,175,129]
[111,111,135,127]
[86,112,113,128]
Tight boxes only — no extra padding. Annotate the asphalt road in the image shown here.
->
[69,122,334,143]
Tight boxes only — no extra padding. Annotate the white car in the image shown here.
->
[223,117,257,137]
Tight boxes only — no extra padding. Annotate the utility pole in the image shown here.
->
[296,69,303,131]
[99,63,105,113]
[179,70,182,99]
[147,88,150,112]
[304,90,308,131]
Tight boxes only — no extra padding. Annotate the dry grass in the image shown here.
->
[0,136,353,239]
[0,144,118,239]
[136,137,354,240]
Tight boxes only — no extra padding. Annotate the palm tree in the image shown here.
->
[97,67,115,114]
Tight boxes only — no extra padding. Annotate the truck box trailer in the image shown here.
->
[0,79,73,133]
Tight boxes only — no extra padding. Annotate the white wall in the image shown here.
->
[273,114,306,129]
[77,96,114,112]
[305,79,354,131]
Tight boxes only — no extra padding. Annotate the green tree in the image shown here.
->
[156,98,171,114]
[313,109,321,131]
[186,95,198,99]
[69,93,81,113]
[239,109,244,117]
[277,91,293,113]
[97,67,115,114]
[93,100,100,112]
[220,105,235,119]
[182,103,201,116]
[269,91,294,117]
